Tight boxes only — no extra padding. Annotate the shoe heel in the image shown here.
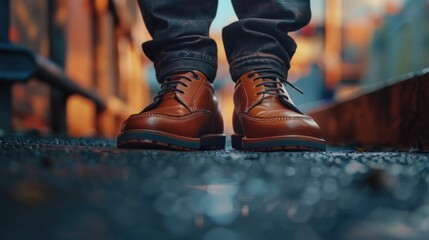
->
[231,134,243,150]
[200,134,226,150]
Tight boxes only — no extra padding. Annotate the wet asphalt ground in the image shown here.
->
[1,136,429,240]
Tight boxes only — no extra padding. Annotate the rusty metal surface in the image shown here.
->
[310,69,429,151]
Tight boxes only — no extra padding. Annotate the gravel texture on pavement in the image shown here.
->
[1,136,429,240]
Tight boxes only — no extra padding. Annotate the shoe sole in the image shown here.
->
[231,134,326,152]
[117,130,226,151]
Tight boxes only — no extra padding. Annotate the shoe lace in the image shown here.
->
[142,70,200,112]
[152,70,200,103]
[249,68,303,101]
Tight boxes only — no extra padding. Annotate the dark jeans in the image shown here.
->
[137,0,311,82]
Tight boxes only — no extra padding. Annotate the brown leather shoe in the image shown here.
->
[117,70,225,150]
[232,68,326,151]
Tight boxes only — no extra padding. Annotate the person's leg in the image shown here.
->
[224,0,311,80]
[117,0,225,150]
[137,0,219,81]
[225,0,326,151]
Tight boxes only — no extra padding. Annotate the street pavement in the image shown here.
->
[1,136,429,240]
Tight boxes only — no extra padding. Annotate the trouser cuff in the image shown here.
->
[229,54,288,81]
[155,53,217,82]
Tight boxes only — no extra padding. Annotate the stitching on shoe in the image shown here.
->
[130,111,211,120]
[238,113,310,122]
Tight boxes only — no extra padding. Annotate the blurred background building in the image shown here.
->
[3,0,428,137]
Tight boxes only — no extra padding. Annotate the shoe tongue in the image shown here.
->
[252,77,303,114]
[149,92,191,115]
[143,77,192,114]
[251,94,283,111]
[260,77,284,103]
[249,93,303,116]
[160,90,176,101]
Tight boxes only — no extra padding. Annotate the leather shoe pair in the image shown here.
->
[117,69,325,151]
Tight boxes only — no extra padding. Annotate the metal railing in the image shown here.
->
[0,0,107,135]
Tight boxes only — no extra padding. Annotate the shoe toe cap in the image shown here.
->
[239,114,323,139]
[120,112,213,138]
